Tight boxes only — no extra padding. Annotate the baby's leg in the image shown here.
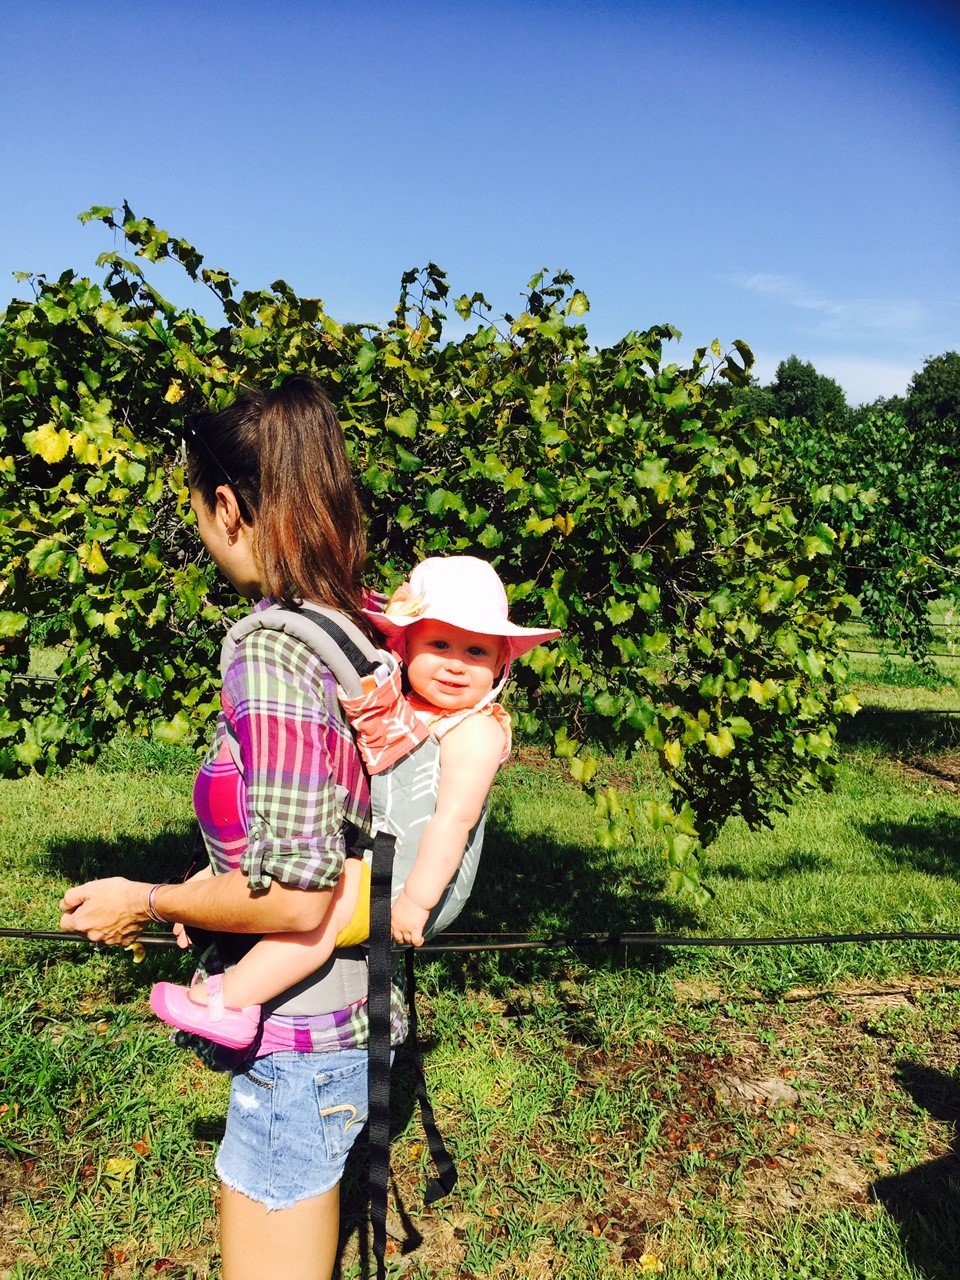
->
[220,859,365,1007]
[150,862,366,1048]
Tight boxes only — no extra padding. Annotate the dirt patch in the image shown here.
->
[671,979,726,1005]
[897,750,960,791]
[382,977,960,1274]
[0,1159,38,1275]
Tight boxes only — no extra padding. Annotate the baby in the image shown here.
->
[150,556,559,1048]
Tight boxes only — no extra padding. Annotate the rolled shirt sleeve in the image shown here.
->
[222,628,367,893]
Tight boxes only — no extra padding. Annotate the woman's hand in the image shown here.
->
[391,890,430,948]
[59,877,151,946]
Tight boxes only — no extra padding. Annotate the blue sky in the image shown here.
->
[2,0,958,403]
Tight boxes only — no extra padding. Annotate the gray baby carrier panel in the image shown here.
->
[217,603,488,1017]
[378,735,487,941]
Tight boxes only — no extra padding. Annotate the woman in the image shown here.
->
[59,376,406,1280]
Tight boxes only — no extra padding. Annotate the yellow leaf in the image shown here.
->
[72,436,101,465]
[553,513,575,535]
[164,381,185,404]
[26,422,71,464]
[663,740,683,770]
[86,542,108,575]
[639,1254,665,1274]
[705,727,735,757]
[125,941,146,963]
[104,1156,136,1183]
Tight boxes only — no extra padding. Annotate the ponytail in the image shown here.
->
[184,377,369,631]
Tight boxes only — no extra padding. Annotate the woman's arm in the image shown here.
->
[60,629,355,947]
[392,713,505,946]
[59,869,334,947]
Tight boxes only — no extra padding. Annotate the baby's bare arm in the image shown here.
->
[395,714,505,944]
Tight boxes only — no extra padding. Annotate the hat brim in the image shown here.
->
[364,606,560,662]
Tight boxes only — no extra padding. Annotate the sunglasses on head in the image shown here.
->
[181,415,253,524]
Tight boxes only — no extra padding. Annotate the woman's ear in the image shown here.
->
[215,484,246,535]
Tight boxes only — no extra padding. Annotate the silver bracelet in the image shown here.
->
[146,883,166,924]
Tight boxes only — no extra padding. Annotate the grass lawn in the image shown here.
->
[4,655,960,1278]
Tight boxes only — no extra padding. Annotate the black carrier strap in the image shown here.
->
[295,605,379,679]
[367,830,396,1280]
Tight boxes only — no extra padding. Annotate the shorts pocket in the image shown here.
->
[244,1058,276,1091]
[313,1056,368,1162]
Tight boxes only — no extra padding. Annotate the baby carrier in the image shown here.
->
[218,602,487,1278]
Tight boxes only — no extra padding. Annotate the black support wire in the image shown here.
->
[5,926,960,954]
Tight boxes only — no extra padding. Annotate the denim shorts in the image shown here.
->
[215,1049,370,1209]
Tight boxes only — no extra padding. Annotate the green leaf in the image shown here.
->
[0,612,28,639]
[663,740,683,770]
[605,600,634,625]
[85,542,109,575]
[385,409,418,439]
[568,752,597,784]
[394,445,421,471]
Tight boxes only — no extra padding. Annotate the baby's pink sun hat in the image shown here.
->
[365,556,561,662]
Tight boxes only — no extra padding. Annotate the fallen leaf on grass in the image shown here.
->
[104,1156,136,1184]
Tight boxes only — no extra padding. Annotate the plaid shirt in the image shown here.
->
[194,619,407,1054]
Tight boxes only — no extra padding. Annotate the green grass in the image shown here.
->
[5,667,960,1278]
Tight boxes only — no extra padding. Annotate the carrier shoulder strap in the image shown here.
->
[221,602,383,695]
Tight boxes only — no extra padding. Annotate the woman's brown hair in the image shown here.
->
[183,377,369,630]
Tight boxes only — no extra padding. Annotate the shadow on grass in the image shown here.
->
[43,824,197,887]
[334,1045,428,1278]
[873,1062,960,1280]
[840,708,960,754]
[859,813,960,878]
[712,848,832,881]
[427,810,697,994]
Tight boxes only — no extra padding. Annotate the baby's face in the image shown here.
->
[405,621,504,712]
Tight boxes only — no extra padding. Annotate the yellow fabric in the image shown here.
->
[334,858,371,948]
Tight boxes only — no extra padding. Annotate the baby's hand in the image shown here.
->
[391,891,430,948]
[172,921,192,950]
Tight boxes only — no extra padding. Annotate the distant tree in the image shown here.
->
[905,350,960,441]
[731,378,776,420]
[769,355,848,425]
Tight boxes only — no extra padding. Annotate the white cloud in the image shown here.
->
[731,273,926,339]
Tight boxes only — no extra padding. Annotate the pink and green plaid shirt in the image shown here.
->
[194,614,407,1055]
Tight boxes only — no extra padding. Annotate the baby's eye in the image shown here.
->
[468,646,490,657]
[430,639,449,651]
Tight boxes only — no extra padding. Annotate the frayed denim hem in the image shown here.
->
[215,1160,342,1210]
